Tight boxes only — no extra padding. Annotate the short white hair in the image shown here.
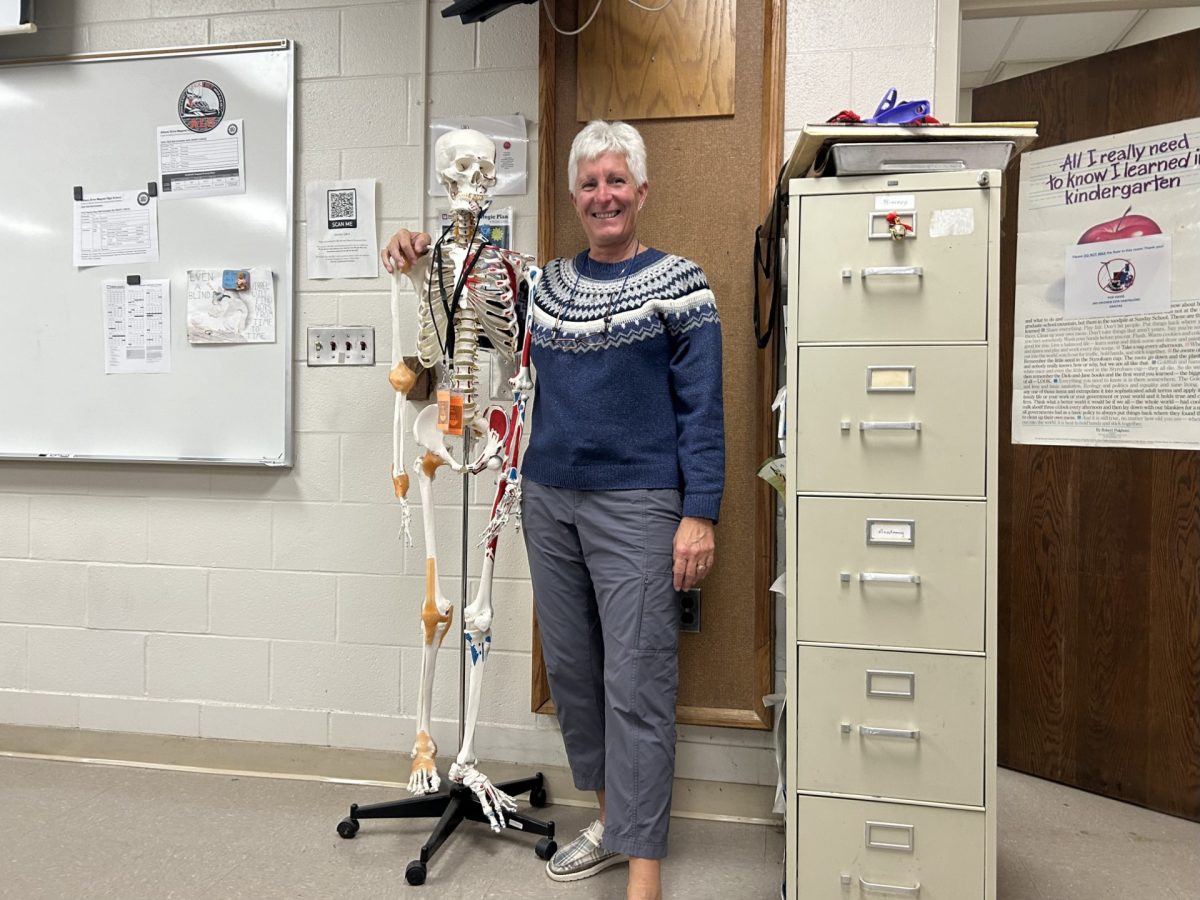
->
[568,120,648,192]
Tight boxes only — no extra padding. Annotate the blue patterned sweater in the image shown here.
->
[522,248,725,522]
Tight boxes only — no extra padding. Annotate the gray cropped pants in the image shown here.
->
[521,479,682,860]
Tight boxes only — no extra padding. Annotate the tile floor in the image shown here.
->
[1,755,1196,898]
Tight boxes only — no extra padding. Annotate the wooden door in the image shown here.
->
[973,28,1200,821]
[532,0,786,729]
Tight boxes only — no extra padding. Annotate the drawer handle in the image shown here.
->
[859,874,922,896]
[861,265,923,278]
[858,572,921,585]
[842,723,921,741]
[859,420,922,432]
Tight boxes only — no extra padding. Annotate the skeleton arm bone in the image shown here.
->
[388,266,433,547]
[480,266,541,545]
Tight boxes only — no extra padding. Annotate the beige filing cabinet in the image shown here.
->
[784,170,1000,899]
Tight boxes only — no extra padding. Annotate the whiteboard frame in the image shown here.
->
[0,40,295,467]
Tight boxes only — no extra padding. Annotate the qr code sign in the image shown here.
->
[327,188,357,229]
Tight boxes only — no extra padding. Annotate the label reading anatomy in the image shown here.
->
[867,519,915,546]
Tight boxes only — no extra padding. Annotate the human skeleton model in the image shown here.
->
[388,129,537,831]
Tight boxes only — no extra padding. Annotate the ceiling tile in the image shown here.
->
[1118,7,1200,49]
[1004,11,1141,61]
[960,17,1019,72]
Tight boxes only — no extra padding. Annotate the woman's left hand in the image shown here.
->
[673,516,716,592]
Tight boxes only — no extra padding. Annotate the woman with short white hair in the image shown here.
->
[384,119,724,900]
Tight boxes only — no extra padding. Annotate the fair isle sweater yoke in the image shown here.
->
[522,248,726,522]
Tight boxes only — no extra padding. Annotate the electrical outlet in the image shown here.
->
[680,588,701,633]
[307,326,375,366]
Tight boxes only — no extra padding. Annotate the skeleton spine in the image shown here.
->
[452,303,480,427]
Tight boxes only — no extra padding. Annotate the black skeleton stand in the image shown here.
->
[336,434,556,886]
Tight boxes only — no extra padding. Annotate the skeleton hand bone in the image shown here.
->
[479,477,521,547]
[449,762,517,832]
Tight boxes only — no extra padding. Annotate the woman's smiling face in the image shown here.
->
[571,151,649,259]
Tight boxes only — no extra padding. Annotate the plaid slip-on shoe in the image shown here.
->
[545,819,629,882]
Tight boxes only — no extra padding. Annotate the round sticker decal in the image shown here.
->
[178,80,226,133]
[1098,258,1136,294]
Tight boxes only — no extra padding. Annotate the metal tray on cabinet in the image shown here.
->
[829,141,1015,175]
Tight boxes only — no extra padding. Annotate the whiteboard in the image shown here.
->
[0,41,294,465]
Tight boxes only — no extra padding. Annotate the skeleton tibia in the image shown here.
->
[455,553,496,772]
[448,554,517,834]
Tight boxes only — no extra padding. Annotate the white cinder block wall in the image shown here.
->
[0,0,795,792]
[783,0,941,153]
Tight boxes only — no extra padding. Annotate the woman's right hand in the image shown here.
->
[381,229,432,274]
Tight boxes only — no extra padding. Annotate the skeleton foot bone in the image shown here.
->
[449,762,518,832]
[408,730,441,795]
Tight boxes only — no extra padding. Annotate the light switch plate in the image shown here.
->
[307,326,375,366]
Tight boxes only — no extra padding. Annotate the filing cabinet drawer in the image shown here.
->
[796,188,990,343]
[796,795,985,900]
[794,345,987,497]
[795,496,985,651]
[795,646,984,806]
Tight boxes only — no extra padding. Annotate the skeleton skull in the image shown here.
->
[435,129,498,212]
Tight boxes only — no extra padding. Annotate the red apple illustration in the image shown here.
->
[1078,206,1162,244]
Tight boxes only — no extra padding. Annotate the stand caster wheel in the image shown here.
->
[529,785,548,808]
[535,837,557,860]
[405,860,427,886]
[337,818,359,839]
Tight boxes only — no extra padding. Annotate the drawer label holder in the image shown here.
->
[865,820,916,852]
[866,669,916,699]
[866,518,916,546]
[866,365,916,393]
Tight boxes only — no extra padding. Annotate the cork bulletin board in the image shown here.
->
[535,0,784,728]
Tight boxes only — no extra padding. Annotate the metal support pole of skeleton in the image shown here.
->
[388,129,535,832]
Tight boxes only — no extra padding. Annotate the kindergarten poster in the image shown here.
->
[1014,118,1200,450]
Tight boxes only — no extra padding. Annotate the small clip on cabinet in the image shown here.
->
[784,170,1000,899]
